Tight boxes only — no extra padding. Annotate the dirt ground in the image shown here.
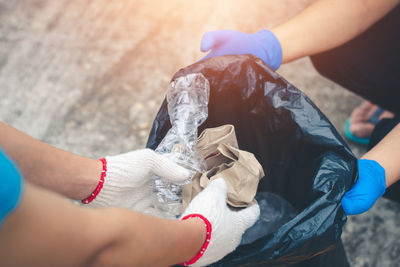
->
[0,1,399,266]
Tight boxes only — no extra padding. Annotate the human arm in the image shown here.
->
[0,182,206,267]
[0,177,259,267]
[272,0,400,63]
[361,123,400,187]
[0,122,101,200]
[341,124,400,215]
[200,0,399,68]
[0,122,189,212]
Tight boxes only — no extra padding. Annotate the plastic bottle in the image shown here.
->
[154,73,210,218]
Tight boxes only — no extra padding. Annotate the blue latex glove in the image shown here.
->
[342,159,386,215]
[0,148,23,226]
[200,29,283,71]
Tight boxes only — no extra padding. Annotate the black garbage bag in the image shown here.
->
[146,55,357,266]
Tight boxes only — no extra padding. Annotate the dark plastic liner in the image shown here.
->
[146,55,357,266]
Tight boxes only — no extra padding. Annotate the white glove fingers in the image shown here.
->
[201,177,228,205]
[234,202,260,233]
[183,178,228,215]
[146,151,191,183]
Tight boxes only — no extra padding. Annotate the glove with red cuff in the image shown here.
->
[180,178,260,266]
[81,149,190,216]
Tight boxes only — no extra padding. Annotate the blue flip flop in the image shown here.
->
[343,107,384,145]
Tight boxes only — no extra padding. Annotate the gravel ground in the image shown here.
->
[0,1,399,266]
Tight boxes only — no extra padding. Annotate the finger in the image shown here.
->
[198,177,228,205]
[198,48,227,62]
[149,153,191,183]
[199,54,211,62]
[341,180,366,215]
[200,31,218,52]
[198,51,217,62]
[341,186,374,215]
[200,30,231,52]
[341,195,358,215]
[234,202,260,232]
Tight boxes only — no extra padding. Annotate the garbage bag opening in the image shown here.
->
[146,55,357,266]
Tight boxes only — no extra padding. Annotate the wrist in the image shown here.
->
[180,214,211,266]
[271,23,306,64]
[361,153,399,189]
[81,158,106,204]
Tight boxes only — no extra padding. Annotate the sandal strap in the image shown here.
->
[368,107,384,124]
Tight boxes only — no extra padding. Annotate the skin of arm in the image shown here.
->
[271,0,400,63]
[0,122,101,200]
[0,182,206,267]
[361,123,400,187]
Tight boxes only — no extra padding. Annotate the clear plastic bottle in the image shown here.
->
[154,73,210,218]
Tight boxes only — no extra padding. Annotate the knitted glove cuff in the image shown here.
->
[180,214,212,266]
[81,158,107,204]
[81,156,135,206]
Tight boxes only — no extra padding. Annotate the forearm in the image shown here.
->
[271,0,399,63]
[0,183,107,267]
[94,209,206,266]
[0,122,100,200]
[0,183,205,267]
[362,124,400,187]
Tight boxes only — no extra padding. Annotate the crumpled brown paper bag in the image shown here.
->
[182,125,265,211]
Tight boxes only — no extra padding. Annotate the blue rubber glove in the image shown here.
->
[0,148,23,226]
[200,29,283,71]
[341,159,386,215]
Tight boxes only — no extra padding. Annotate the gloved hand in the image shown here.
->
[200,29,282,71]
[83,149,190,216]
[180,178,260,266]
[341,159,386,215]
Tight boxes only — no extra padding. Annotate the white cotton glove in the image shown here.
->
[181,178,260,266]
[84,149,190,215]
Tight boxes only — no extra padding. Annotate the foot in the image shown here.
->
[349,101,394,138]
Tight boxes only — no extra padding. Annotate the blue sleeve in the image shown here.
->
[0,148,23,227]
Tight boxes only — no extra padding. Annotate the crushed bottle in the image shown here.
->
[154,73,210,218]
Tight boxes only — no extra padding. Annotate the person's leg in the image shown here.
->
[310,5,400,143]
[310,5,400,114]
[345,101,394,142]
